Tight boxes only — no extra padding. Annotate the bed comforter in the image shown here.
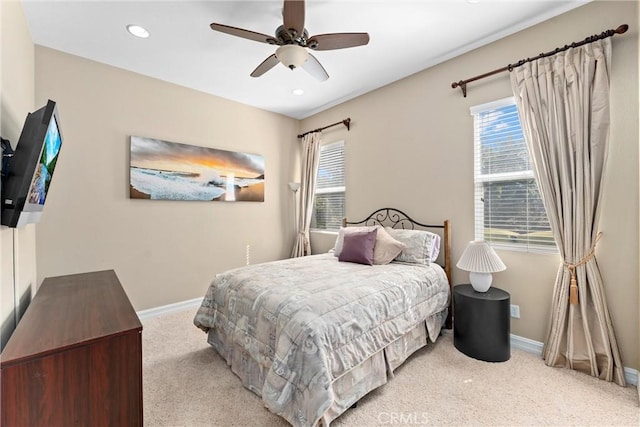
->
[194,253,449,426]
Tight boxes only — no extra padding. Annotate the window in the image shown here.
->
[471,98,555,251]
[311,141,345,231]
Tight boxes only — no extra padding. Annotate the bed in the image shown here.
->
[194,208,452,426]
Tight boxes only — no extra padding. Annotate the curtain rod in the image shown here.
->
[451,24,628,98]
[298,118,351,139]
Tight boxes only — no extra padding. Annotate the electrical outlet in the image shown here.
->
[510,304,520,318]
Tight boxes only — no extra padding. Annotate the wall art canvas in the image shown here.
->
[129,136,264,201]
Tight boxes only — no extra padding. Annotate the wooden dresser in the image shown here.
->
[0,270,143,426]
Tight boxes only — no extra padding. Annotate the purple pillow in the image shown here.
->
[338,229,378,265]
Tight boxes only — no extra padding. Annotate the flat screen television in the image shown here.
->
[1,100,63,228]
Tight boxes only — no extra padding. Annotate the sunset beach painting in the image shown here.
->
[129,136,264,202]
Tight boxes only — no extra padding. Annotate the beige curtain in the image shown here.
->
[510,38,625,386]
[291,132,322,258]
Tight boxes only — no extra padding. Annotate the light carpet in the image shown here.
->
[142,308,639,426]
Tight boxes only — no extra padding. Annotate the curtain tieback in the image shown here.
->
[563,232,602,305]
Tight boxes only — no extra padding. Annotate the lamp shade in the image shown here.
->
[289,182,300,192]
[276,45,308,69]
[457,241,506,292]
[457,240,506,273]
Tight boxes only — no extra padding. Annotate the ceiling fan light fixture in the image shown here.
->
[276,45,308,69]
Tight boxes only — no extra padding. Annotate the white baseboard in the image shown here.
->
[136,297,203,320]
[511,334,638,387]
[510,334,543,356]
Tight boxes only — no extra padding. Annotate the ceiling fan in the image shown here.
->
[210,0,370,81]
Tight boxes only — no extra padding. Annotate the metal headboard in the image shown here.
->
[343,207,452,329]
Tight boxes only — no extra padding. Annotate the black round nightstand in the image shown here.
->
[453,284,510,362]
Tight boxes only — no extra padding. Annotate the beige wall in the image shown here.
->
[33,47,300,311]
[0,1,37,349]
[306,1,639,370]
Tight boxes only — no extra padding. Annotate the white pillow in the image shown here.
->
[385,227,441,265]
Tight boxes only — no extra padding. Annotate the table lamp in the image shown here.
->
[456,240,506,292]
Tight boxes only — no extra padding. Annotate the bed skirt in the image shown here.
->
[207,308,447,426]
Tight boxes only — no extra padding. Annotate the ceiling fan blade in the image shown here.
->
[308,33,370,51]
[302,53,329,82]
[250,54,280,77]
[283,0,305,37]
[210,23,274,44]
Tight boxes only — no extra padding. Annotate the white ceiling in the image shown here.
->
[22,0,589,119]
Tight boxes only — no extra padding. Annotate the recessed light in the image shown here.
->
[292,89,304,96]
[126,24,150,39]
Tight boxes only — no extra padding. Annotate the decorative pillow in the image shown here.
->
[373,227,406,265]
[333,226,377,257]
[385,227,440,265]
[338,229,378,265]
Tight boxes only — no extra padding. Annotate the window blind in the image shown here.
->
[311,141,345,231]
[471,98,555,251]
